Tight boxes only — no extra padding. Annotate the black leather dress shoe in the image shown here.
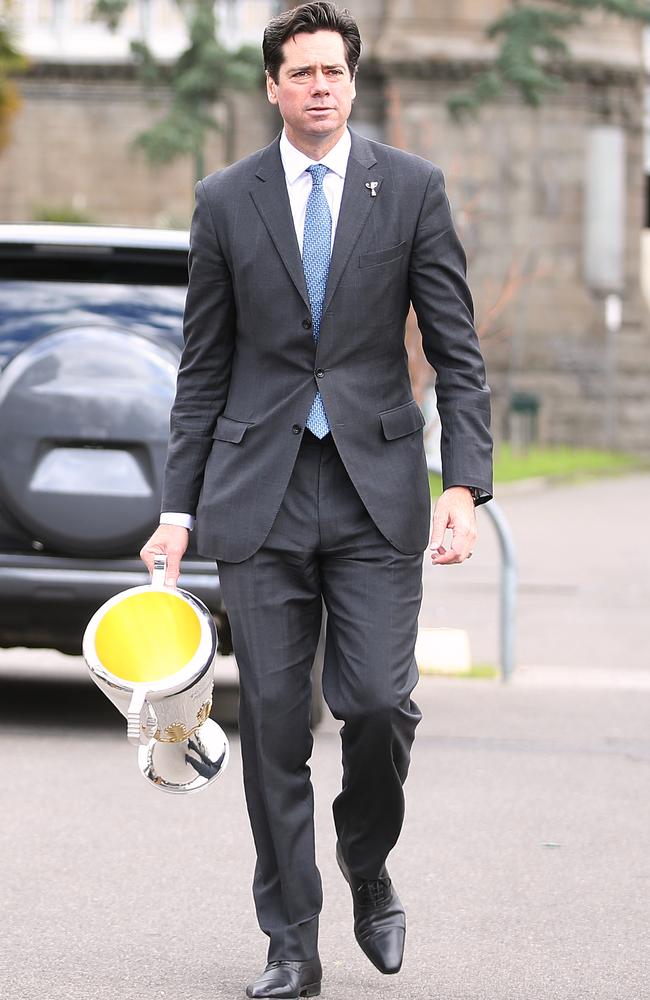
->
[245,958,322,999]
[336,841,406,975]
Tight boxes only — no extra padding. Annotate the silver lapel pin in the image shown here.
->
[365,181,379,198]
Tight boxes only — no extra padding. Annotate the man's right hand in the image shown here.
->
[140,525,190,588]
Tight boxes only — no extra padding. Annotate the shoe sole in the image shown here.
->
[246,984,320,1000]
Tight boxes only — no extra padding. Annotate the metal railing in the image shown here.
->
[428,461,518,682]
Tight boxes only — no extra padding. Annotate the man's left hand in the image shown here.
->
[429,486,477,565]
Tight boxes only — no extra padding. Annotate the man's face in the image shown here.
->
[266,30,356,153]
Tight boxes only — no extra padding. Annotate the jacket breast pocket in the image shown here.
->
[212,415,253,444]
[379,400,426,441]
[359,241,407,270]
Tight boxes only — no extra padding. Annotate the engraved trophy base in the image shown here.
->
[137,719,230,794]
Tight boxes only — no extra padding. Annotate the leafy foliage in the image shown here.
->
[0,19,27,152]
[92,0,129,32]
[32,203,94,223]
[449,0,650,119]
[94,0,261,179]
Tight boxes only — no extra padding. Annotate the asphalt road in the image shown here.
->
[1,473,649,1000]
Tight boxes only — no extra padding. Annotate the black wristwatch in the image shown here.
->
[468,487,482,506]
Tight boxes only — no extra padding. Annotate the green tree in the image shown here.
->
[94,0,261,180]
[0,17,27,152]
[449,0,650,119]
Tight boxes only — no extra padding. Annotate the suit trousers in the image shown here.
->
[216,430,423,962]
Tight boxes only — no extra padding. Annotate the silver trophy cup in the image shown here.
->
[83,555,229,793]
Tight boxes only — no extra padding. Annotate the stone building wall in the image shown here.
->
[0,65,274,227]
[2,0,650,452]
[378,67,650,452]
[349,0,650,454]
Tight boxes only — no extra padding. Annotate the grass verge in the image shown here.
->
[492,444,644,483]
[429,445,647,494]
[419,663,499,680]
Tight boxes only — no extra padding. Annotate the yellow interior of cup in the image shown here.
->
[94,590,202,683]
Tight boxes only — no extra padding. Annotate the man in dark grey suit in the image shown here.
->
[141,3,492,997]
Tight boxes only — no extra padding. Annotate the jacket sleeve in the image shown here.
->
[161,179,236,515]
[408,166,493,502]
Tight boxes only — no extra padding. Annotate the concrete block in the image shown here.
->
[415,627,472,675]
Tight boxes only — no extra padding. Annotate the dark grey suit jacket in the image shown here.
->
[161,130,492,562]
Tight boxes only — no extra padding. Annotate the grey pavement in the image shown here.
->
[421,472,650,682]
[1,473,649,999]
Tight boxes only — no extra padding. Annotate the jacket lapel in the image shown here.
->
[250,138,311,311]
[322,132,381,316]
[249,132,382,317]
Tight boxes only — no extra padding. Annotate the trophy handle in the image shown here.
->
[151,554,168,589]
[127,687,157,745]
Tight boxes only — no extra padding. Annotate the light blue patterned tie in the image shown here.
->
[302,163,331,438]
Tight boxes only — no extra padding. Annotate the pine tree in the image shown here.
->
[94,0,261,180]
[448,0,650,119]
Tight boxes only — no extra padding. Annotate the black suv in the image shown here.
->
[0,224,323,720]
[0,225,330,723]
[0,223,219,637]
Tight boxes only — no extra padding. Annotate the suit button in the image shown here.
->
[292,424,302,434]
[315,368,324,378]
[302,319,312,330]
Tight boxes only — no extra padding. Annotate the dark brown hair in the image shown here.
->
[263,2,362,82]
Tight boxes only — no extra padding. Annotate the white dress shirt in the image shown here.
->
[160,129,352,532]
[279,127,351,253]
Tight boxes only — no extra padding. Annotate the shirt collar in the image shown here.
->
[279,128,352,185]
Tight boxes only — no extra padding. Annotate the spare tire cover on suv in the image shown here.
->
[0,325,180,555]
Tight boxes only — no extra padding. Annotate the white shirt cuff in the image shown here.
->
[160,512,195,531]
